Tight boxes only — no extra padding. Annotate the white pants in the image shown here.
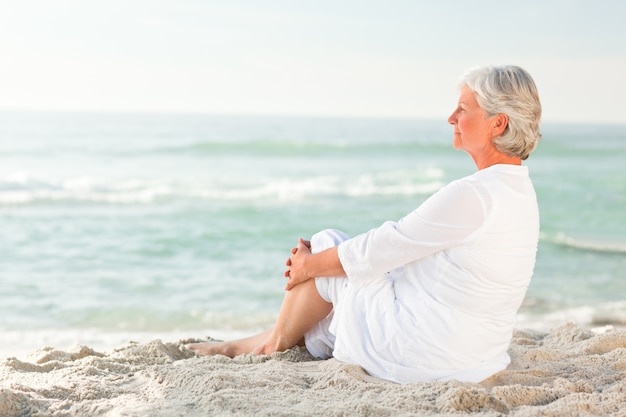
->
[303,229,351,359]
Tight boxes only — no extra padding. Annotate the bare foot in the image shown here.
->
[185,328,277,357]
[186,341,236,357]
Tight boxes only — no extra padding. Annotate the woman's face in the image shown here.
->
[448,86,494,156]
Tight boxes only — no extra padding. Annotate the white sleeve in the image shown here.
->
[337,179,488,283]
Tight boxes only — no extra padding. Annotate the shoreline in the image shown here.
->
[0,328,256,361]
[2,315,622,360]
[2,322,625,416]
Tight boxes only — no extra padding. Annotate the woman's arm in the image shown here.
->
[338,180,486,283]
[284,238,346,291]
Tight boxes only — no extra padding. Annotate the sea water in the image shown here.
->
[0,112,624,356]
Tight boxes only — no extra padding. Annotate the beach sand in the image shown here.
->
[1,322,625,417]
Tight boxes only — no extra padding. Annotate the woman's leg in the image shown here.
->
[186,278,332,357]
[187,229,349,357]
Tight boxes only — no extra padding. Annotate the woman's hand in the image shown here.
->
[284,238,311,291]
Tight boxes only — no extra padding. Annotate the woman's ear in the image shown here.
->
[491,113,509,137]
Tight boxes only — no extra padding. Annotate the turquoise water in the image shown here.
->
[1,112,624,355]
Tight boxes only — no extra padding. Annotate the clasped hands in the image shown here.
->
[284,238,311,291]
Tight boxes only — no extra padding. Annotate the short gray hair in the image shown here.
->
[458,65,542,160]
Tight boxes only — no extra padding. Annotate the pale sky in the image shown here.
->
[0,0,624,124]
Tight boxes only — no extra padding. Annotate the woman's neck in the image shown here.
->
[470,147,521,170]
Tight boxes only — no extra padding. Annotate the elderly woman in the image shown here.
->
[188,65,542,384]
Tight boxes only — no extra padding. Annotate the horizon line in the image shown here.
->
[0,107,623,127]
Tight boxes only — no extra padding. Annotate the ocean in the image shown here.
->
[1,112,625,357]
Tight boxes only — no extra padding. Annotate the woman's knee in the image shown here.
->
[310,229,351,253]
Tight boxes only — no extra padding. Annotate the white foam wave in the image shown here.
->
[541,231,626,254]
[0,171,444,205]
[517,300,626,331]
[0,171,175,204]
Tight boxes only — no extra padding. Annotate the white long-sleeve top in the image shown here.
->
[333,164,539,383]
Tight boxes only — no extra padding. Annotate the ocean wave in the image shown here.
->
[0,171,444,205]
[4,138,451,159]
[518,300,626,330]
[98,140,450,158]
[540,232,626,254]
[0,171,176,204]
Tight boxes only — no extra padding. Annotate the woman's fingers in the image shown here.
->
[283,237,312,289]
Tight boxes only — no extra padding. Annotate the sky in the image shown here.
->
[0,0,624,124]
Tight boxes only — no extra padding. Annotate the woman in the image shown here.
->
[188,65,542,384]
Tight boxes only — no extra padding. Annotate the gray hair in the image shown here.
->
[458,65,542,160]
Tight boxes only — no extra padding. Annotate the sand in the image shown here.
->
[1,322,626,417]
